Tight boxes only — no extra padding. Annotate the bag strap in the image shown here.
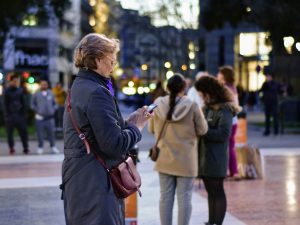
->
[154,119,168,147]
[67,91,91,155]
[154,97,181,147]
[67,91,110,171]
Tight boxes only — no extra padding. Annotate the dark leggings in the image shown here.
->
[202,177,226,225]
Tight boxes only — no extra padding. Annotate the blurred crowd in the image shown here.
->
[1,75,66,155]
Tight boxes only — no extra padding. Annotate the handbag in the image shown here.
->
[149,119,168,161]
[67,91,142,199]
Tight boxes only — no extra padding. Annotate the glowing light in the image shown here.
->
[115,68,123,77]
[296,42,300,52]
[188,42,194,51]
[189,63,196,70]
[0,72,3,80]
[166,71,174,79]
[181,64,188,71]
[239,33,257,56]
[128,81,134,87]
[22,20,29,26]
[149,83,156,90]
[284,36,295,48]
[283,36,294,54]
[143,87,150,93]
[23,72,30,79]
[164,61,171,69]
[28,77,35,84]
[29,18,37,26]
[89,16,96,26]
[89,0,96,7]
[25,83,39,94]
[246,7,252,12]
[141,64,148,71]
[122,87,136,95]
[137,87,144,94]
[189,52,195,59]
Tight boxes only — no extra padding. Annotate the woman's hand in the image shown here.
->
[126,106,153,131]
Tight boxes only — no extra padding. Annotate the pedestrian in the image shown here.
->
[217,65,240,180]
[2,75,30,155]
[61,33,151,225]
[187,71,208,108]
[195,75,240,225]
[31,79,60,154]
[148,73,208,225]
[52,82,66,131]
[259,67,282,136]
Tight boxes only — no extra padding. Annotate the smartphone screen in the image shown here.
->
[147,104,158,113]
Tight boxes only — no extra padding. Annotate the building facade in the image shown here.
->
[2,0,81,92]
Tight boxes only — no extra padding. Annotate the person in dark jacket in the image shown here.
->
[195,76,240,225]
[3,75,29,155]
[61,33,151,225]
[259,69,282,136]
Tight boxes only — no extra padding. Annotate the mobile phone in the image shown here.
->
[147,103,158,113]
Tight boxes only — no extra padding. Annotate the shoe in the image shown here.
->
[23,149,30,155]
[37,148,44,155]
[9,148,16,155]
[51,146,60,154]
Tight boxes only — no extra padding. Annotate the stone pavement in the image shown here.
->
[0,103,299,224]
[1,146,300,225]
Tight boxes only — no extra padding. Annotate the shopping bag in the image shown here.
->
[236,145,263,179]
[235,118,247,146]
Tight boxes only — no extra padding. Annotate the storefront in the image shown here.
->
[235,32,272,92]
[4,38,49,93]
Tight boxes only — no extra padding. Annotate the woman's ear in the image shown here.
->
[95,58,101,69]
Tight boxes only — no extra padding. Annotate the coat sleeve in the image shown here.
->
[86,87,142,158]
[193,103,208,136]
[204,109,232,142]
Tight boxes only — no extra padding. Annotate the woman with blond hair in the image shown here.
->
[61,33,151,225]
[195,75,240,225]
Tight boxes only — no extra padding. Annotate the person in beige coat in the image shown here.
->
[148,73,208,225]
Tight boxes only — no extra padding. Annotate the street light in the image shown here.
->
[296,42,300,52]
[283,36,294,54]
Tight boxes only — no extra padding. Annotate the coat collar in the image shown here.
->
[76,69,110,87]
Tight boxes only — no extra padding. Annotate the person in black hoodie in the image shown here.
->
[3,75,29,155]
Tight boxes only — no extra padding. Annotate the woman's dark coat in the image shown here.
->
[199,103,237,178]
[61,69,142,225]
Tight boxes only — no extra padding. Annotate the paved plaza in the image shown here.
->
[0,104,299,225]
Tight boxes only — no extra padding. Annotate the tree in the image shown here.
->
[200,0,300,54]
[140,0,198,29]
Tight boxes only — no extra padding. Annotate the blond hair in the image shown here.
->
[74,33,120,69]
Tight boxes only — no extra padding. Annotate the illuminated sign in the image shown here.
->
[14,38,48,69]
[15,50,48,67]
